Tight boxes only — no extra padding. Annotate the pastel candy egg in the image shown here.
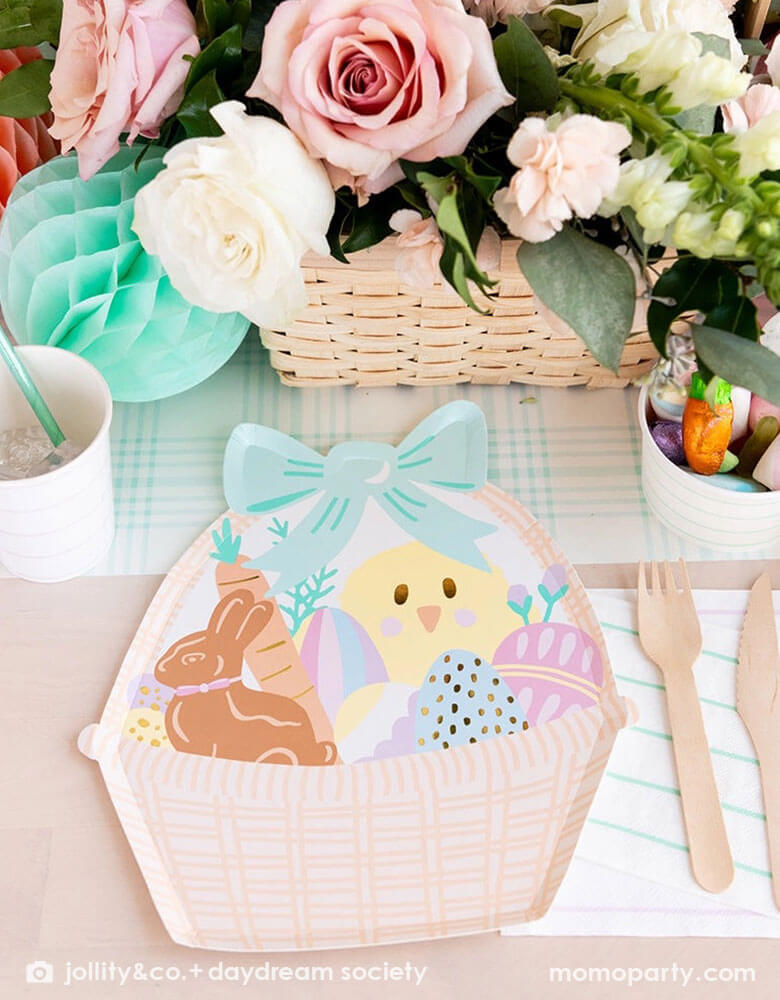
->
[127,673,174,713]
[492,624,603,726]
[683,471,767,493]
[749,395,780,433]
[753,434,780,491]
[730,387,751,443]
[650,382,686,422]
[299,608,388,722]
[415,650,527,752]
[122,708,171,749]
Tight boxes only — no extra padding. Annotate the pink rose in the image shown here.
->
[722,84,780,134]
[389,208,500,288]
[49,0,200,180]
[494,115,631,243]
[248,0,512,197]
[463,0,550,28]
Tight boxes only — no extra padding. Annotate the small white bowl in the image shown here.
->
[0,346,114,582]
[638,385,780,551]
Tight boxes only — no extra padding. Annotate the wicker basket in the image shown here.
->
[261,236,659,389]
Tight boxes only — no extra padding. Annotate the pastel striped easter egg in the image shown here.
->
[492,624,603,726]
[299,608,388,722]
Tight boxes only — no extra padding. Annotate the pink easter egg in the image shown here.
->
[299,608,388,721]
[492,623,604,726]
[749,395,780,433]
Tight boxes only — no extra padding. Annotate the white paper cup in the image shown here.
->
[639,386,780,551]
[0,346,114,582]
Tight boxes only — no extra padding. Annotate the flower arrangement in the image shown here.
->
[0,0,778,400]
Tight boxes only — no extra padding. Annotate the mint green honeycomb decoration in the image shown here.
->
[0,148,250,401]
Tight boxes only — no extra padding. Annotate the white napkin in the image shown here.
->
[504,590,780,937]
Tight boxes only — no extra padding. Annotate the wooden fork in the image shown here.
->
[637,559,734,893]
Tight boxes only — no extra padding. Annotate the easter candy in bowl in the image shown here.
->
[415,650,527,751]
[493,624,604,726]
[0,150,250,401]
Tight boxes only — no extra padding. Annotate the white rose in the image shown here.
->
[734,111,780,178]
[567,0,744,70]
[132,101,335,328]
[599,152,691,244]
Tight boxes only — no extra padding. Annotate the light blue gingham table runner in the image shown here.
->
[52,336,780,576]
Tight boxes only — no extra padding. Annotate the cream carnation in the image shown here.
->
[132,102,335,328]
[494,114,631,242]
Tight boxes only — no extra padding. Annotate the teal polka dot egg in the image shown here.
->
[0,149,250,402]
[415,649,528,752]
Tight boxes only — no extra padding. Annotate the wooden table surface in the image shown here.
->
[2,562,780,999]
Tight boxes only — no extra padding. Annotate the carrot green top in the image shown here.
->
[689,371,732,407]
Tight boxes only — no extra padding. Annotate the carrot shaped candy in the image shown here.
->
[210,520,335,745]
[682,373,734,476]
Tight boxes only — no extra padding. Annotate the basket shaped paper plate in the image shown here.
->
[79,402,628,951]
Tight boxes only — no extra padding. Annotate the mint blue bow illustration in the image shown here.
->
[223,401,497,594]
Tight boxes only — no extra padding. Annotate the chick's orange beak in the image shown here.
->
[417,605,441,633]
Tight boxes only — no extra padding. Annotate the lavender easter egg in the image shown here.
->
[492,624,603,726]
[415,650,527,751]
[299,608,388,722]
[651,420,685,465]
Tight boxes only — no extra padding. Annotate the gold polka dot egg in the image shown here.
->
[415,649,527,752]
[122,673,172,749]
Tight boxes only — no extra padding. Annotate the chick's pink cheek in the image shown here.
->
[455,608,477,627]
[381,616,403,637]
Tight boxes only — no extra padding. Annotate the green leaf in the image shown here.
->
[0,0,61,48]
[517,227,636,372]
[185,23,243,94]
[740,37,767,56]
[442,155,501,203]
[646,257,738,356]
[493,16,559,116]
[692,32,730,60]
[692,325,780,405]
[705,296,760,343]
[0,56,52,117]
[341,191,397,254]
[177,70,225,138]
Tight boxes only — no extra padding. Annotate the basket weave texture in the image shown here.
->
[261,236,658,388]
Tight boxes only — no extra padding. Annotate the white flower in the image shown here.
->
[494,114,631,242]
[595,28,701,93]
[734,111,780,177]
[672,208,746,257]
[667,51,749,109]
[567,0,744,70]
[767,34,780,87]
[599,152,692,244]
[132,101,335,328]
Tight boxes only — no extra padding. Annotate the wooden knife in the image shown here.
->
[737,573,780,909]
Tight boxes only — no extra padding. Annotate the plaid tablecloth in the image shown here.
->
[59,336,780,576]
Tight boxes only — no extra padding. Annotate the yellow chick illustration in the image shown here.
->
[338,541,520,687]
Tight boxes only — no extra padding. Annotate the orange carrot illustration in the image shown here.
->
[211,520,334,745]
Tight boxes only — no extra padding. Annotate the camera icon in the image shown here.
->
[25,961,54,984]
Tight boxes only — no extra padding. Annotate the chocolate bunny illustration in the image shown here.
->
[154,589,337,765]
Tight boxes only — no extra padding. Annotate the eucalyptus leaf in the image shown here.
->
[0,0,60,48]
[493,16,559,116]
[517,227,636,372]
[0,56,52,117]
[692,32,730,60]
[693,325,780,405]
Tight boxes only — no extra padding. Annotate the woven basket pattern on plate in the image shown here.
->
[260,237,658,389]
[80,485,629,951]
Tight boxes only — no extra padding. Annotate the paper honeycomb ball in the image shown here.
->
[0,148,250,401]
